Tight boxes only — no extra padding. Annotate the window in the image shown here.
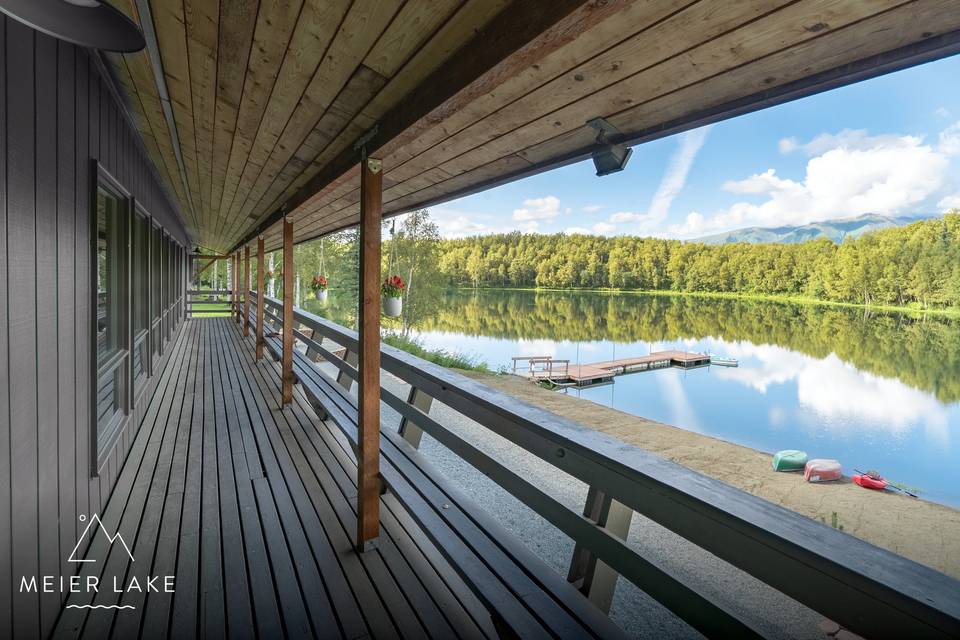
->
[151,223,162,357]
[133,209,151,391]
[94,171,130,467]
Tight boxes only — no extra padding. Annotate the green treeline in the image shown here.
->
[436,213,960,309]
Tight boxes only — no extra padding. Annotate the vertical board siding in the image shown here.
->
[35,32,60,635]
[0,15,190,639]
[7,20,40,639]
[0,13,10,638]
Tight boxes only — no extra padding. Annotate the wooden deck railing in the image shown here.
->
[249,291,960,639]
[186,288,237,317]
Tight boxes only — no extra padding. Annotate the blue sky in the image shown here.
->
[428,54,960,239]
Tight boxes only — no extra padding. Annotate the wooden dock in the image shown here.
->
[515,350,711,387]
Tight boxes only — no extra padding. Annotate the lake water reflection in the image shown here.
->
[304,289,960,507]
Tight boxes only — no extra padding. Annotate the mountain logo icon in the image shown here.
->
[67,514,134,563]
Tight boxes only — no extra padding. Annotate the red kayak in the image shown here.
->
[853,474,888,490]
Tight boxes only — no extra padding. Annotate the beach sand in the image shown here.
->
[466,372,960,580]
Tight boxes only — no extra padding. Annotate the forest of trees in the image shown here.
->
[436,212,960,309]
[208,210,960,312]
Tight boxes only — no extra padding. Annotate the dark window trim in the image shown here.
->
[132,202,152,403]
[91,159,134,475]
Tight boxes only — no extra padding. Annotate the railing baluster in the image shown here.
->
[397,386,432,449]
[566,486,633,614]
[338,350,358,392]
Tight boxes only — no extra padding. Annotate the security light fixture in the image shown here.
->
[0,0,145,52]
[587,117,632,176]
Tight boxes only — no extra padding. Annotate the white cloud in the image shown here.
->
[609,211,645,223]
[581,204,604,213]
[938,121,960,155]
[512,195,562,221]
[936,107,951,119]
[778,137,798,153]
[939,194,960,210]
[592,222,616,234]
[565,222,617,235]
[432,212,492,238]
[670,128,951,237]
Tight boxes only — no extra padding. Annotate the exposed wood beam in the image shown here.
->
[243,245,250,337]
[357,156,383,551]
[228,0,602,253]
[194,257,219,278]
[281,218,294,406]
[256,236,265,361]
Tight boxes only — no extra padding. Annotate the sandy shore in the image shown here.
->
[466,372,960,580]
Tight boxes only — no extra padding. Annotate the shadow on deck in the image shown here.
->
[53,318,494,639]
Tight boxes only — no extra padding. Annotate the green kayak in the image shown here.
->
[772,449,808,472]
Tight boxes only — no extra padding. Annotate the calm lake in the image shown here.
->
[304,288,960,508]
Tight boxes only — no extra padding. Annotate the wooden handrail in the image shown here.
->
[249,291,960,638]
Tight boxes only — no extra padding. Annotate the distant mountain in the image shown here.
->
[694,213,937,245]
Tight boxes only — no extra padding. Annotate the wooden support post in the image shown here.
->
[357,156,383,551]
[282,218,294,406]
[566,486,633,613]
[243,245,250,336]
[235,252,241,323]
[398,387,432,449]
[256,237,265,361]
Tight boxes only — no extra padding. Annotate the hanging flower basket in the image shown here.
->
[381,275,405,317]
[310,275,329,303]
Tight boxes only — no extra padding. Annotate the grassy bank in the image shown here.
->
[382,333,493,373]
[455,286,960,318]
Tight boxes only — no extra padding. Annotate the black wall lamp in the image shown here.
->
[0,0,145,52]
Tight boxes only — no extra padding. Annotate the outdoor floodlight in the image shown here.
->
[0,0,145,53]
[587,117,632,176]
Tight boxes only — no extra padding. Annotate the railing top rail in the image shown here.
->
[253,292,960,636]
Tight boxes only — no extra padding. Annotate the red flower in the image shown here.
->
[310,275,328,291]
[381,274,405,297]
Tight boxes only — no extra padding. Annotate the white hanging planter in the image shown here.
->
[314,289,328,303]
[383,296,402,317]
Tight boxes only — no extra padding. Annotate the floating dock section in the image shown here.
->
[513,351,711,387]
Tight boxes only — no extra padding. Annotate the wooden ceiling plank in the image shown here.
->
[117,48,198,231]
[209,0,259,250]
[216,0,304,247]
[362,0,464,78]
[237,0,508,237]
[151,0,205,242]
[358,0,511,125]
[184,0,220,243]
[109,52,187,210]
[223,0,403,243]
[213,0,351,245]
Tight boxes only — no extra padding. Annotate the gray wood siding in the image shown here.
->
[0,16,190,639]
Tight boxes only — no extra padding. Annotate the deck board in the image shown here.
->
[53,318,493,639]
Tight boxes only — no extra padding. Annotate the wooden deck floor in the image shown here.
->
[53,318,494,640]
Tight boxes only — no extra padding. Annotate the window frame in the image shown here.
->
[132,203,152,398]
[90,161,133,475]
